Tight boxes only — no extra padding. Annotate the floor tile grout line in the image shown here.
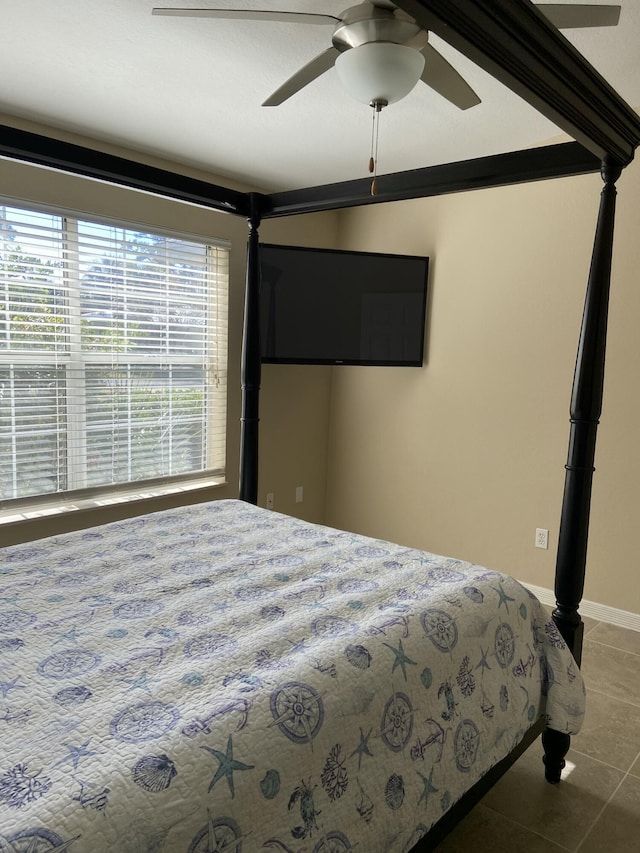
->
[482,741,639,851]
[481,803,574,852]
[482,748,635,853]
[574,768,632,852]
[582,681,640,710]
[569,745,636,776]
[582,621,600,639]
[517,822,576,852]
[584,636,640,659]
[584,683,640,707]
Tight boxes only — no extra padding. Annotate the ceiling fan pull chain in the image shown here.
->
[369,105,376,174]
[370,100,384,196]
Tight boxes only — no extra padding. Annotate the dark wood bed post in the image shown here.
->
[543,156,622,783]
[239,192,263,504]
[553,156,622,661]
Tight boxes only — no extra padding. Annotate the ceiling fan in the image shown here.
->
[152,2,621,111]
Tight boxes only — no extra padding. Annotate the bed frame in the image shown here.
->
[2,1,639,847]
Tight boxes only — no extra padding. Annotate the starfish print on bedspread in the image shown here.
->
[492,582,516,612]
[121,672,157,693]
[202,735,255,797]
[417,766,439,808]
[475,647,492,674]
[52,628,82,645]
[382,639,417,681]
[349,727,374,770]
[0,676,27,699]
[53,740,99,771]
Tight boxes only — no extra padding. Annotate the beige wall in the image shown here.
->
[326,154,640,615]
[0,124,337,544]
[258,221,334,523]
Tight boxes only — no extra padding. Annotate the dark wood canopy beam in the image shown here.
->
[0,123,249,217]
[395,0,640,166]
[263,142,602,218]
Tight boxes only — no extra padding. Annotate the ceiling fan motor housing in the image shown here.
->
[332,3,425,51]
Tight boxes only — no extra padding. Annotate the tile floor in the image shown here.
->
[436,618,640,852]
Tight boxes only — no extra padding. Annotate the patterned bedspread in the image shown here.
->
[0,499,585,853]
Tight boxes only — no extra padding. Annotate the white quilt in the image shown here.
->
[0,500,585,852]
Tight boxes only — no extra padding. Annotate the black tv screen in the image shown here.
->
[259,243,429,366]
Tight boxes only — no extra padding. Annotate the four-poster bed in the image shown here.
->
[1,1,640,850]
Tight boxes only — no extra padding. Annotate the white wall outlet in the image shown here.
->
[295,486,304,504]
[535,528,549,549]
[266,493,274,510]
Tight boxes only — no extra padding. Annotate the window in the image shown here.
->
[0,204,228,505]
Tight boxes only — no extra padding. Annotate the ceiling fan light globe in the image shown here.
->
[335,42,425,106]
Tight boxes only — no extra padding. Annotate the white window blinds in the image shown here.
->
[0,204,228,503]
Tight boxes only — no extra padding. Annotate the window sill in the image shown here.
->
[0,476,227,526]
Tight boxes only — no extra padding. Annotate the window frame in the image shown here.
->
[0,199,230,513]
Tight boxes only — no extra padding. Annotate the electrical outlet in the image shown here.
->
[535,528,549,549]
[266,493,274,510]
[295,486,303,503]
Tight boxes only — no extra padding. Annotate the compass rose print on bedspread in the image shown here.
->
[270,681,325,744]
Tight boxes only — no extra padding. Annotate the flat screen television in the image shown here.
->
[259,243,429,366]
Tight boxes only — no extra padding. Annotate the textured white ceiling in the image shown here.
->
[1,1,639,191]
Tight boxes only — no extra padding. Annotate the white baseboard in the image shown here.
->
[523,582,640,633]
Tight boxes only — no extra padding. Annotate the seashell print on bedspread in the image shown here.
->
[0,500,585,852]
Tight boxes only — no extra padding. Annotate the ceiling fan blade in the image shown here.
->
[420,44,481,110]
[406,29,429,52]
[152,8,339,25]
[536,4,621,28]
[262,46,340,106]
